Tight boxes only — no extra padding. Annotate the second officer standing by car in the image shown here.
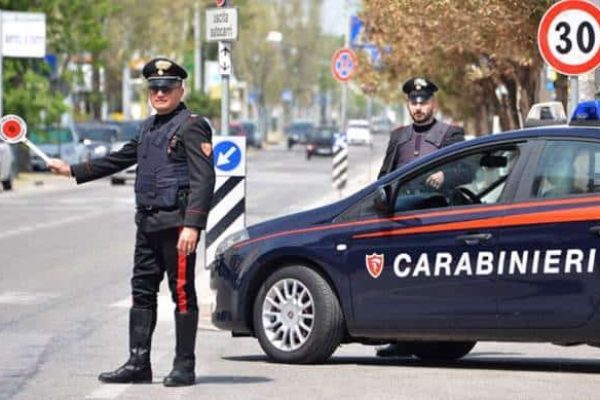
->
[47,57,215,386]
[376,77,466,357]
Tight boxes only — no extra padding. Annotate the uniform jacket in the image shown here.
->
[378,120,465,179]
[71,103,215,231]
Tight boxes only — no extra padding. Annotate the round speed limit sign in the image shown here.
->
[538,0,600,75]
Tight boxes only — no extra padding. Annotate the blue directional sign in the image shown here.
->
[213,136,246,177]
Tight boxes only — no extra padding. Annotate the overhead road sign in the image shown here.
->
[206,7,238,42]
[332,48,358,82]
[538,0,600,76]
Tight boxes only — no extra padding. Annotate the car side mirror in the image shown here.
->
[373,186,390,212]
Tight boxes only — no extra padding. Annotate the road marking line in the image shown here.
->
[0,211,104,240]
[0,291,59,305]
[85,384,131,399]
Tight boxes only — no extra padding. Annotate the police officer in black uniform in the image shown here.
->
[48,57,215,386]
[376,77,465,357]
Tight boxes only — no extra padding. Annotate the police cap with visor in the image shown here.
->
[142,57,188,89]
[403,77,439,104]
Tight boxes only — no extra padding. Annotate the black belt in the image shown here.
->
[137,205,179,213]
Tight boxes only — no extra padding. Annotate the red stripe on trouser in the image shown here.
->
[176,227,188,313]
[177,253,188,312]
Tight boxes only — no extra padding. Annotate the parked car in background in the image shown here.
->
[75,122,119,160]
[105,120,142,185]
[28,126,89,171]
[305,126,338,159]
[371,116,393,135]
[346,119,372,145]
[230,120,262,149]
[0,141,15,191]
[286,120,315,149]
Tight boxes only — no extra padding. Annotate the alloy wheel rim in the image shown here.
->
[261,278,315,352]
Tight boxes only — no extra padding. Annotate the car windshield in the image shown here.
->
[311,128,335,139]
[117,121,141,141]
[29,128,74,145]
[289,123,314,136]
[77,126,116,142]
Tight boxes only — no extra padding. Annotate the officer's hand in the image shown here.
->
[426,171,444,190]
[47,159,72,177]
[178,227,199,256]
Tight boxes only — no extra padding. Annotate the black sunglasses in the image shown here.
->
[149,86,177,94]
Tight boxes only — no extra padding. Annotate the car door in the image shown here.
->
[498,138,600,329]
[339,142,526,332]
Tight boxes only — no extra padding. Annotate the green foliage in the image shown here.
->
[185,91,220,119]
[3,60,66,126]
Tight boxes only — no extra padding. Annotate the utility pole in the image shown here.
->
[193,2,203,93]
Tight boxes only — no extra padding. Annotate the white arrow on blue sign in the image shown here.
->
[213,136,246,177]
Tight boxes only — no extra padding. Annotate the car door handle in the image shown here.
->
[589,226,600,236]
[456,233,493,245]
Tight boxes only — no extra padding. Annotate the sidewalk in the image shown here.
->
[7,172,73,193]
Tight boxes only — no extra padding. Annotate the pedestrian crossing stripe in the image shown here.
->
[205,176,246,267]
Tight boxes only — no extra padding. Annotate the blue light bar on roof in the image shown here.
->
[570,100,600,126]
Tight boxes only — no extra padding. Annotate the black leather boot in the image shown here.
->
[98,308,156,383]
[163,311,198,387]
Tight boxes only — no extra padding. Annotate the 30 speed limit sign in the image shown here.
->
[538,0,600,75]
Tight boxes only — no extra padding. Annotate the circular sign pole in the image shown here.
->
[331,47,358,135]
[0,115,51,164]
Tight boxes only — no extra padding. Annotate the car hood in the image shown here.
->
[247,197,355,239]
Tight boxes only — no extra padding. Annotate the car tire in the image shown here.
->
[409,341,476,361]
[253,265,344,364]
[110,177,125,185]
[2,178,12,191]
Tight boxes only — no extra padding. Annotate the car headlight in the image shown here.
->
[215,228,250,256]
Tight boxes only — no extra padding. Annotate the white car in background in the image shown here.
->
[346,119,372,145]
[0,141,15,191]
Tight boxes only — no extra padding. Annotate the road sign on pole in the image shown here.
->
[206,7,238,42]
[218,42,232,76]
[331,48,358,82]
[538,0,600,76]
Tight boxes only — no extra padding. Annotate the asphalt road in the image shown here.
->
[2,136,600,400]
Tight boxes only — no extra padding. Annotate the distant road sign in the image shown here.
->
[538,0,600,76]
[218,42,232,75]
[331,48,358,82]
[213,136,246,177]
[206,7,238,42]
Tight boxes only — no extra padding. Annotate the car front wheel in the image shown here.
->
[253,265,344,364]
[409,341,476,361]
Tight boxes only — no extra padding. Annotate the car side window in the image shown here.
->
[530,140,600,199]
[337,145,520,222]
[391,146,519,214]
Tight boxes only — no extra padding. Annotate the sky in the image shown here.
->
[320,0,360,36]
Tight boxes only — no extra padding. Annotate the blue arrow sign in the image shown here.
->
[214,140,242,172]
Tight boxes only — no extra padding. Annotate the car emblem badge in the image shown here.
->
[365,253,384,279]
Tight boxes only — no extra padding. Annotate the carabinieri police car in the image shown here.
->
[211,101,600,364]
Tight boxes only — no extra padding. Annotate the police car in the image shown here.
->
[211,101,600,364]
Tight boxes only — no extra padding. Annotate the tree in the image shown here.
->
[359,0,555,134]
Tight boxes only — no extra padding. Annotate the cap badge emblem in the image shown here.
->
[155,60,172,76]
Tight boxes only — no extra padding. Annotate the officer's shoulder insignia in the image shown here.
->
[201,142,213,157]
